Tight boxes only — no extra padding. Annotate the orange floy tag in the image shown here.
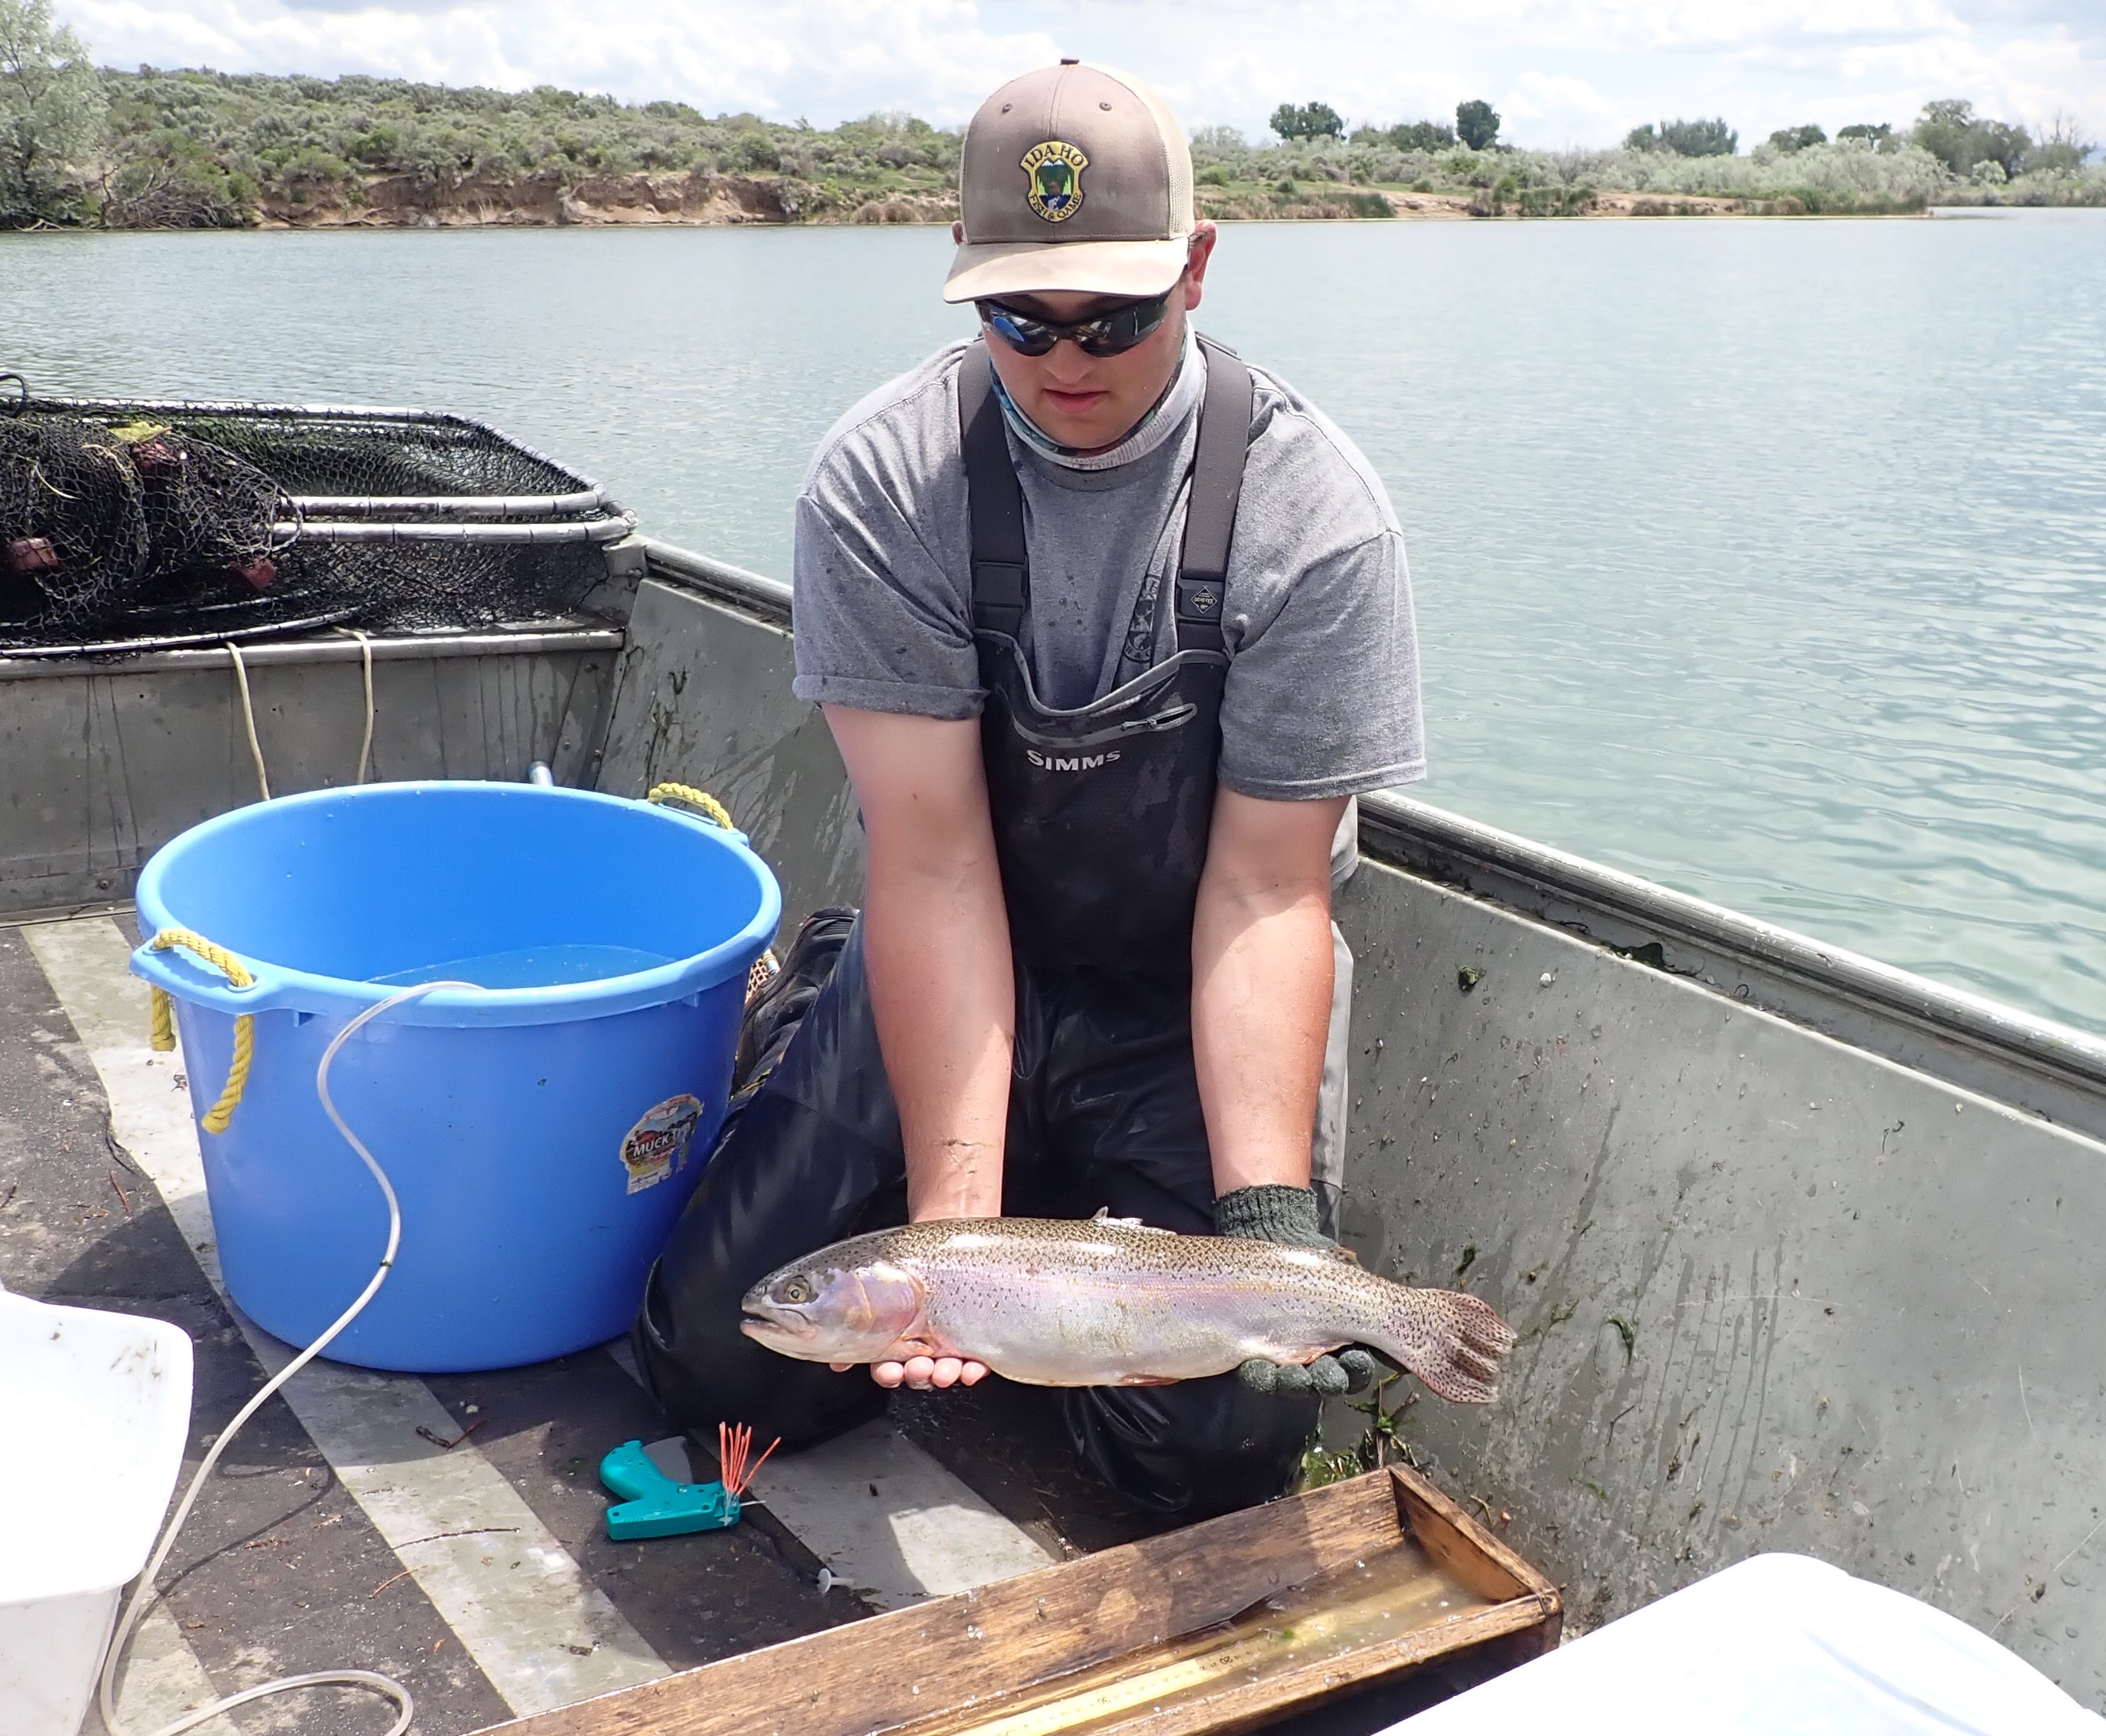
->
[716,1421,781,1497]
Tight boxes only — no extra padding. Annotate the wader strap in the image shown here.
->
[1173,337,1256,656]
[959,335,1254,650]
[960,342,1028,637]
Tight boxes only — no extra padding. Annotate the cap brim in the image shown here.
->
[941,237,1190,304]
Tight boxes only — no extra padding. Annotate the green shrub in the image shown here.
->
[79,68,967,215]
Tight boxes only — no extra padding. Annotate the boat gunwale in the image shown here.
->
[1359,793,2106,1094]
[0,621,625,677]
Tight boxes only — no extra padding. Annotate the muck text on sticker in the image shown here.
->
[621,1093,703,1194]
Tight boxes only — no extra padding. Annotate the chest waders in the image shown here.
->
[632,337,1325,1520]
[962,336,1251,978]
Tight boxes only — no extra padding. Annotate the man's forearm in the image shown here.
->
[864,848,1014,1219]
[1191,790,1347,1197]
[825,706,1015,1222]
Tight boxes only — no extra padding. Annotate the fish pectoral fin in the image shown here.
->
[1090,1207,1170,1231]
[1109,1374,1181,1387]
[1273,1344,1345,1367]
[872,1337,949,1363]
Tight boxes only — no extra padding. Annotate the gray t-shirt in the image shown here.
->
[790,338,1425,804]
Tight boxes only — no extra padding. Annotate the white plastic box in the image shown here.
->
[0,1287,194,1736]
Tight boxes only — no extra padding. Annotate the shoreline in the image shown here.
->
[26,175,2094,237]
[7,169,1964,235]
[222,181,1936,231]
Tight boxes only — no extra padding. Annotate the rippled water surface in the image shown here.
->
[8,215,2104,1032]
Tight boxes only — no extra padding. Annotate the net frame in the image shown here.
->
[2,397,636,657]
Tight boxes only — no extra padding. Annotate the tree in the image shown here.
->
[1966,119,2031,179]
[1454,98,1499,150]
[1836,122,1894,149]
[2027,114,2096,176]
[1384,119,1456,152]
[1270,101,1343,142]
[1910,98,2029,179]
[1301,101,1343,139]
[0,0,105,223]
[1767,123,1826,153]
[1627,116,1737,155]
[1657,116,1737,156]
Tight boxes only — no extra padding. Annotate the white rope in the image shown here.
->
[96,977,479,1736]
[224,641,271,801]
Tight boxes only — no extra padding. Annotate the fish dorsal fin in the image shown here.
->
[1322,1246,1361,1265]
[1090,1207,1174,1234]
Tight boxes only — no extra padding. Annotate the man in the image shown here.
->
[636,60,1423,1519]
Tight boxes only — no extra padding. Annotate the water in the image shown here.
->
[370,943,673,990]
[7,215,2104,1033]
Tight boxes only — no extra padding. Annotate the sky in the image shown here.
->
[61,0,2106,149]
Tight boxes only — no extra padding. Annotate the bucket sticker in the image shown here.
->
[620,1093,704,1194]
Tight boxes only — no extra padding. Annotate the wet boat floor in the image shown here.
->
[0,916,1477,1735]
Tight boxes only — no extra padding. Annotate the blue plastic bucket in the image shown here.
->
[130,782,781,1373]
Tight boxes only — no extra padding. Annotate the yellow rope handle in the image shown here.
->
[646,783,735,830]
[148,928,257,1135]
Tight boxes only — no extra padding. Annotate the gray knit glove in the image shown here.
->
[1213,1183,1380,1398]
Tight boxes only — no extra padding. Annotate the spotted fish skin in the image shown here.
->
[738,1217,1515,1403]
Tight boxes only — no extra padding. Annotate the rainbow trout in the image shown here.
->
[739,1217,1515,1403]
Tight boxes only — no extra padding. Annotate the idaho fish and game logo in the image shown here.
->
[1021,139,1089,222]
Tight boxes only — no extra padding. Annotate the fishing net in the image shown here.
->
[1,391,633,656]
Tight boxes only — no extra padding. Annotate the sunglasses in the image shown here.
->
[976,289,1174,359]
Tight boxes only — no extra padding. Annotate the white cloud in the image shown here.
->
[58,0,2106,144]
[1502,72,1620,124]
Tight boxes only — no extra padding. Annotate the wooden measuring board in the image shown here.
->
[472,1466,1560,1736]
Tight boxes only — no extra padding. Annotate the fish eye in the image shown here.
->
[781,1276,812,1304]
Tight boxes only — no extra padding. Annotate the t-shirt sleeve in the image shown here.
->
[1217,524,1427,801]
[789,389,984,721]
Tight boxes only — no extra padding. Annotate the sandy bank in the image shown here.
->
[241,172,1921,230]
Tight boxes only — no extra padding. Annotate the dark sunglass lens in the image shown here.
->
[982,304,1057,356]
[1076,294,1171,357]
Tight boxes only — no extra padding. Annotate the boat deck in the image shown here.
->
[2,910,1481,1736]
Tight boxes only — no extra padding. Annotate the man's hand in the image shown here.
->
[1215,1183,1380,1397]
[835,1354,989,1391]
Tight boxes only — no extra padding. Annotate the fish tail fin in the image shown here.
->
[1376,1290,1518,1404]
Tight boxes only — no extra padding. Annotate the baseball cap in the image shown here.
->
[942,61,1195,305]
